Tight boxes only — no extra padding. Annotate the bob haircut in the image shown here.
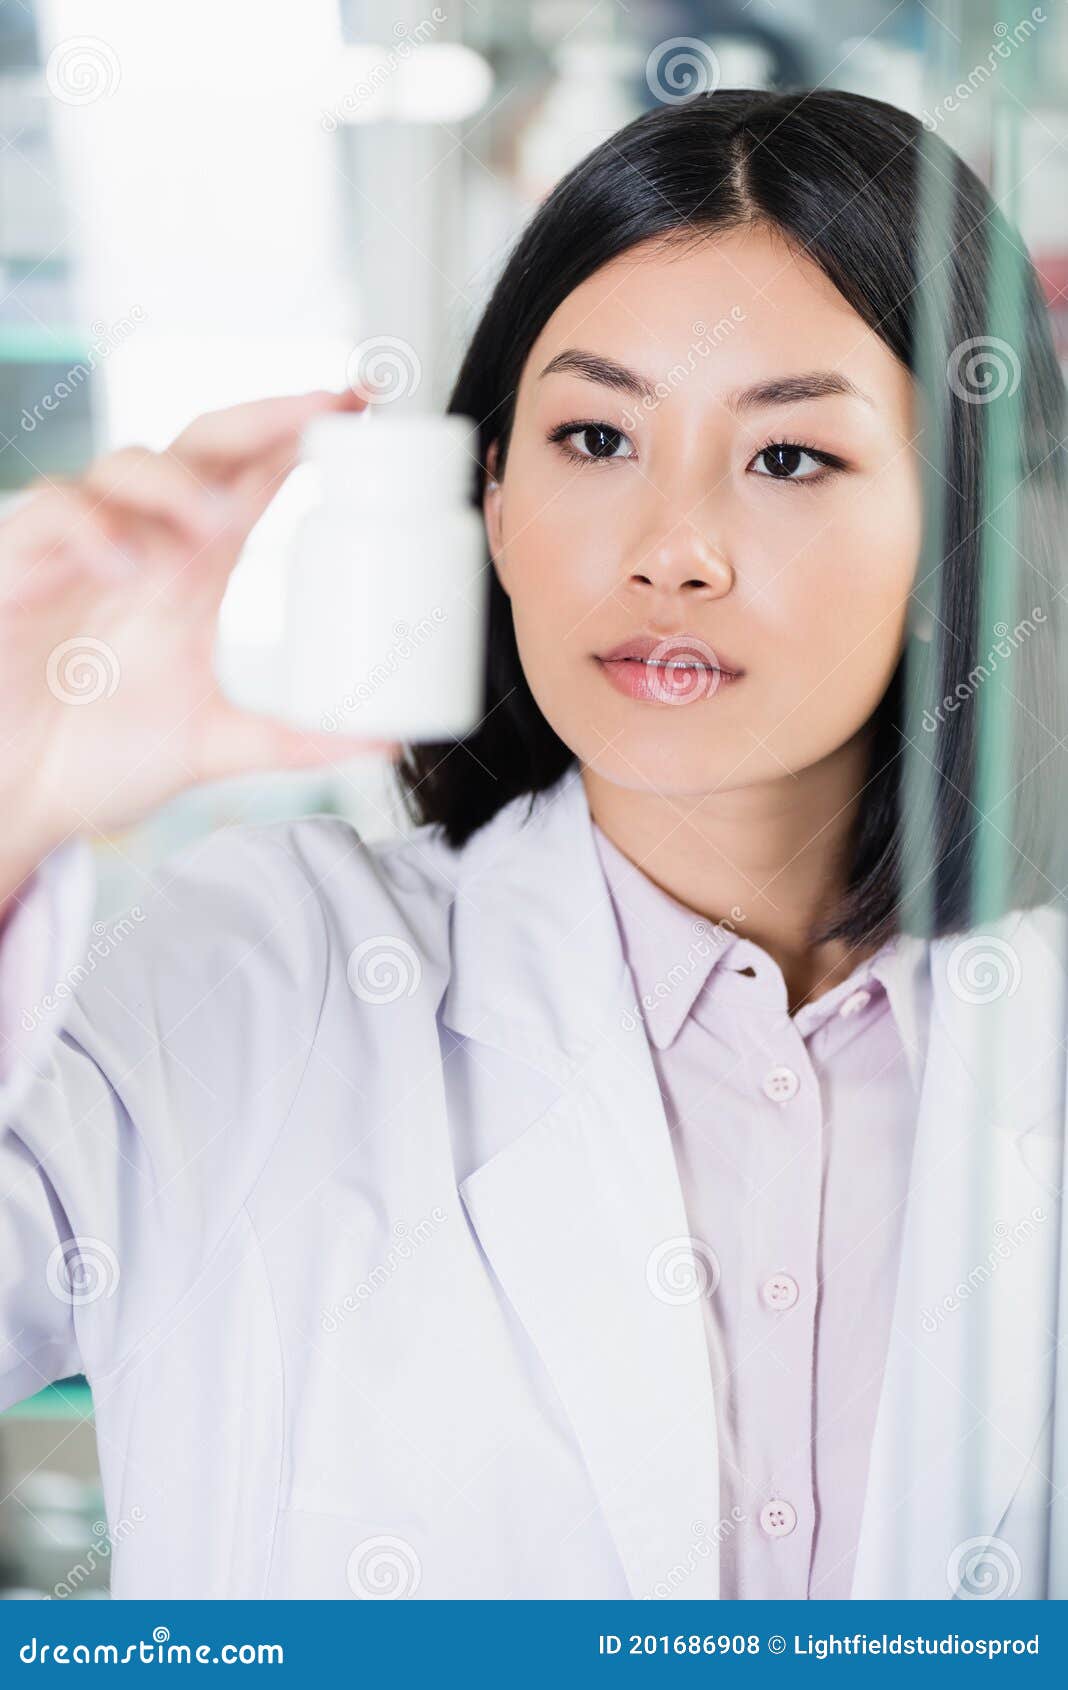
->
[395,88,1067,948]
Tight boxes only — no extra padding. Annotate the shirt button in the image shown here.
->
[761,1273,799,1310]
[839,988,872,1018]
[761,1065,799,1103]
[759,1499,798,1538]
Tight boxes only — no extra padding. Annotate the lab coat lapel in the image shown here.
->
[853,912,1065,1598]
[444,764,723,1599]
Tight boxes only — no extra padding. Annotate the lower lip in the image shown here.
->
[595,657,742,704]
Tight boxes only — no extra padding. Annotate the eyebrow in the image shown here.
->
[538,348,875,413]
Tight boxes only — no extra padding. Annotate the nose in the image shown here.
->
[624,520,734,598]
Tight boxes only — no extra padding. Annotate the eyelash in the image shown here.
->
[545,419,847,487]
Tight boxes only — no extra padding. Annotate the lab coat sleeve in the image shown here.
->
[0,821,334,1411]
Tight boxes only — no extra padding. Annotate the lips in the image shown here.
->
[596,632,742,675]
[595,633,742,705]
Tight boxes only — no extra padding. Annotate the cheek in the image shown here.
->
[742,484,920,755]
[500,470,632,625]
[758,483,920,663]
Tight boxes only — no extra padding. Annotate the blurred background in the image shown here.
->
[1,0,1066,1596]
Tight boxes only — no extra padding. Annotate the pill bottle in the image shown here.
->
[284,410,488,741]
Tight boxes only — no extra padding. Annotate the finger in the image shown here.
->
[214,405,360,533]
[169,387,367,484]
[198,698,402,783]
[80,447,235,550]
[0,484,135,592]
[224,437,310,531]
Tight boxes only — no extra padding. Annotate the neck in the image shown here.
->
[581,730,876,1014]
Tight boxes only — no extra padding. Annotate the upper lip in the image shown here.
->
[596,632,742,674]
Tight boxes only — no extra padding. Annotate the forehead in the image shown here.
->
[521,225,912,423]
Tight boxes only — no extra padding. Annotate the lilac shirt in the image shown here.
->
[591,822,920,1600]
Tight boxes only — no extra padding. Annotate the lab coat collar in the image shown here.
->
[442,760,1065,1599]
[441,760,632,1078]
[869,931,932,1094]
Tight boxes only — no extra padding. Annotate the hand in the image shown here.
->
[0,387,397,896]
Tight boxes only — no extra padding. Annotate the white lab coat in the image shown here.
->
[1,760,1066,1599]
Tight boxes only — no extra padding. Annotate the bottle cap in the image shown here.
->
[302,410,478,506]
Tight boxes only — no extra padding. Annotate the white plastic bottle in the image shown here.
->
[284,410,488,741]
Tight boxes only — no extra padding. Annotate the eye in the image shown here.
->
[548,420,636,464]
[750,439,844,485]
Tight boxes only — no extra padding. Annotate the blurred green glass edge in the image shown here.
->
[897,12,1049,1593]
[902,32,1032,936]
[3,1378,92,1421]
[973,98,1025,929]
[900,121,951,939]
[0,330,91,361]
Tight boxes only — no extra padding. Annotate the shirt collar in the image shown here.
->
[591,822,752,1050]
[591,820,932,1088]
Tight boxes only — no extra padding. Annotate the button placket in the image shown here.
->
[761,1273,800,1310]
[737,1016,821,1598]
[759,1498,798,1537]
[839,987,872,1018]
[809,979,888,1068]
[761,1064,800,1104]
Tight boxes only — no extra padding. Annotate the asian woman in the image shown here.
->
[1,87,1065,1600]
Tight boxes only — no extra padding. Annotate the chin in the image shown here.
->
[580,737,744,797]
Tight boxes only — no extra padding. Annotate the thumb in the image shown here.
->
[200,699,401,782]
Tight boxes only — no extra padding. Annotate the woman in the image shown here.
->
[1,89,1065,1601]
